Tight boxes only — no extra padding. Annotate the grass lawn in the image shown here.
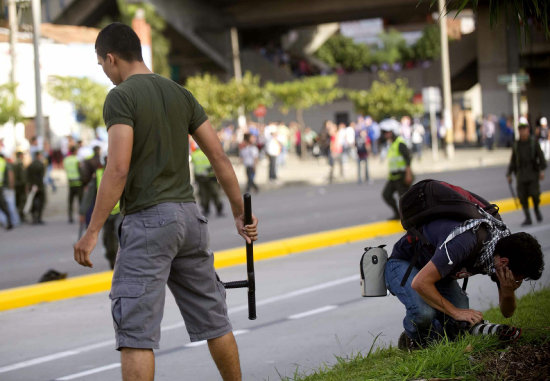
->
[283,288,550,381]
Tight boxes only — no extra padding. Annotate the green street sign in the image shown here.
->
[498,74,530,84]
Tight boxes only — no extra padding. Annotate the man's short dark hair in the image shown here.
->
[95,22,143,62]
[495,232,544,280]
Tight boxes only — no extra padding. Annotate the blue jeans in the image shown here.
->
[385,259,469,343]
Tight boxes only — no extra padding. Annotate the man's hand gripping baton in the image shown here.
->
[222,193,257,320]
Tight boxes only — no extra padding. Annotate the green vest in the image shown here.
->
[0,157,6,187]
[63,155,82,186]
[191,149,214,177]
[388,137,407,180]
[96,168,121,215]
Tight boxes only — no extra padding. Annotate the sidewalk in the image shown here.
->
[42,147,511,218]
[233,146,511,189]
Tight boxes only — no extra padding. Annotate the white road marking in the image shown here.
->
[288,305,337,320]
[55,363,121,380]
[0,275,358,374]
[0,351,79,373]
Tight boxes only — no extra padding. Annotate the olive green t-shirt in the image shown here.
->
[103,74,207,215]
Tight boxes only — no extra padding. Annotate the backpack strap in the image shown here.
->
[400,226,433,287]
[461,224,489,291]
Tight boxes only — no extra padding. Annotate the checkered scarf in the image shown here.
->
[438,208,511,275]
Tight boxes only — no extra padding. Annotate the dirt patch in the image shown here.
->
[476,342,550,380]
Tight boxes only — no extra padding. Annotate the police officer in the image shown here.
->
[381,119,413,220]
[13,151,27,222]
[507,117,547,226]
[191,145,224,217]
[26,151,46,225]
[79,161,121,269]
[0,153,14,230]
[63,146,83,223]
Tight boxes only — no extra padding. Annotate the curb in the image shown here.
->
[1,192,549,312]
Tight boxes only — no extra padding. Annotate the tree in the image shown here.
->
[99,0,171,78]
[314,34,372,71]
[348,72,423,121]
[0,83,23,126]
[374,29,412,65]
[413,24,441,61]
[185,71,272,129]
[228,72,274,117]
[185,73,232,129]
[266,75,343,127]
[267,75,344,154]
[47,76,109,130]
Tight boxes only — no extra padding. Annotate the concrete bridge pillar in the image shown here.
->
[476,5,520,119]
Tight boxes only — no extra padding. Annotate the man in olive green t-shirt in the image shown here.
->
[73,22,258,381]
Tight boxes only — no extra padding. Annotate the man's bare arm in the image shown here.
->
[73,124,133,267]
[192,120,258,243]
[412,261,483,326]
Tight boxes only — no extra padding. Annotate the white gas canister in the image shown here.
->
[360,245,388,297]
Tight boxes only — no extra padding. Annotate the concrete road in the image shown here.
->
[1,205,549,381]
[2,164,549,289]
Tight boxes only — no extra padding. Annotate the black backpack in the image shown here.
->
[397,179,501,287]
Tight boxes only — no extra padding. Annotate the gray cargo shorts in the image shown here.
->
[110,202,232,350]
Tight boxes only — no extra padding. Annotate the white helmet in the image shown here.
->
[379,119,401,135]
[541,117,548,126]
[519,116,529,126]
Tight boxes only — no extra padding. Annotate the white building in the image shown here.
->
[0,23,151,157]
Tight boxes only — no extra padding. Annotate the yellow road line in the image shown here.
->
[1,192,549,312]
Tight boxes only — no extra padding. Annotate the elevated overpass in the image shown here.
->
[40,0,550,126]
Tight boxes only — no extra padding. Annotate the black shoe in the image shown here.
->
[397,331,423,351]
[521,219,533,227]
[6,223,13,230]
[535,209,543,222]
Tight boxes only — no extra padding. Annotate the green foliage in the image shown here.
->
[47,76,109,130]
[266,75,343,115]
[230,72,274,116]
[374,29,413,65]
[285,288,550,381]
[348,73,423,120]
[482,287,550,342]
[98,0,171,78]
[117,0,171,78]
[185,73,232,129]
[0,83,23,126]
[315,27,441,72]
[185,72,272,128]
[315,34,372,71]
[414,24,441,61]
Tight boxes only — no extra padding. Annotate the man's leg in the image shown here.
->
[15,185,26,221]
[529,180,543,222]
[382,180,399,218]
[385,259,438,344]
[68,186,76,222]
[0,189,13,228]
[120,348,154,381]
[517,182,532,225]
[208,332,242,381]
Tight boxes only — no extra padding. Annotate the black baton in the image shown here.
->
[223,193,256,320]
[508,181,520,209]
